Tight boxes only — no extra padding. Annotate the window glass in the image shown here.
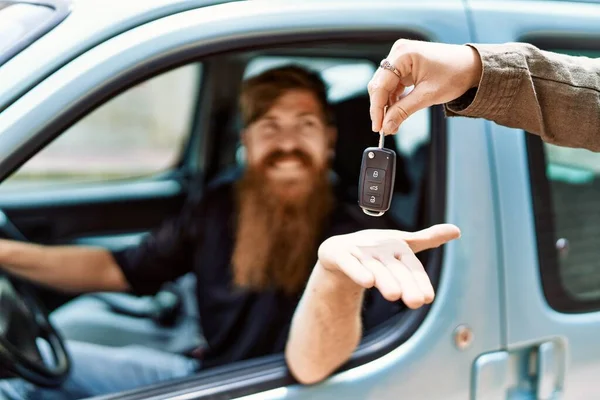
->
[533,47,600,310]
[544,143,600,301]
[1,63,202,191]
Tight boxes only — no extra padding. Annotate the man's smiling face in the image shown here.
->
[243,89,334,199]
[233,66,337,294]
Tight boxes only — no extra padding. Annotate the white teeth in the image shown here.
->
[274,159,302,168]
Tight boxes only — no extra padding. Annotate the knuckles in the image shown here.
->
[367,79,379,94]
[381,290,403,302]
[392,38,409,52]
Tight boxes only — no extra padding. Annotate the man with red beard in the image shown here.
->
[0,66,459,399]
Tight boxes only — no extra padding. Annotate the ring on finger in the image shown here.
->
[379,59,402,79]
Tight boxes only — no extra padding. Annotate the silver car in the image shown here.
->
[1,0,600,399]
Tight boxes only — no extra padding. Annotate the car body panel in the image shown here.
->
[0,0,231,111]
[470,1,600,398]
[1,0,600,398]
[0,1,506,399]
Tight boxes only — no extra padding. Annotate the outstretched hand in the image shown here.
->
[318,224,461,309]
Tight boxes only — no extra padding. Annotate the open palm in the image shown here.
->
[318,224,461,309]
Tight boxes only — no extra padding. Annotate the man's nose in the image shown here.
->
[276,134,299,152]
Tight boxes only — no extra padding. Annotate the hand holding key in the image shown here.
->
[368,39,483,135]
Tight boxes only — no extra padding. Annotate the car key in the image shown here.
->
[358,112,396,217]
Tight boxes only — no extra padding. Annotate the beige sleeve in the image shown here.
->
[445,42,600,151]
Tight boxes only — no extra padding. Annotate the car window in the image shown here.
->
[1,63,202,191]
[0,1,66,67]
[530,47,600,312]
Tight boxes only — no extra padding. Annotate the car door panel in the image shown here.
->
[470,1,600,397]
[6,2,505,399]
[0,179,186,245]
[0,1,506,399]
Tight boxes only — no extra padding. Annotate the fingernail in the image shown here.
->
[371,122,377,132]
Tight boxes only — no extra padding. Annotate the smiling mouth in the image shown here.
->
[272,158,303,169]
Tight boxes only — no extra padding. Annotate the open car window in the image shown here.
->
[0,1,70,67]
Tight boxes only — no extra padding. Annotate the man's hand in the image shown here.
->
[317,224,461,309]
[286,224,460,384]
[368,39,483,135]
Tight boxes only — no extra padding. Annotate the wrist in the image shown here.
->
[466,44,483,88]
[0,239,9,263]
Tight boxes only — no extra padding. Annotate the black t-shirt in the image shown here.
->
[112,181,403,368]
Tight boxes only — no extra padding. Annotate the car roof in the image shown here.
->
[0,0,235,111]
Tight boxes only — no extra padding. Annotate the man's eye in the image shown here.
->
[262,123,278,133]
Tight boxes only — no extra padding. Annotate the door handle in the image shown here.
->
[536,341,565,400]
[472,340,566,400]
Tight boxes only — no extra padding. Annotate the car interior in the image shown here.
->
[0,38,441,397]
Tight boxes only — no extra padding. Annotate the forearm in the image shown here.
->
[285,262,364,385]
[0,239,129,293]
[446,42,600,151]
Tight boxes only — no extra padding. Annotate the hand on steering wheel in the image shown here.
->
[0,209,70,387]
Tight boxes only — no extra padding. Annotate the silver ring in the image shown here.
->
[379,59,402,79]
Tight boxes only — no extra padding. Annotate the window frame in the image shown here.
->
[86,38,447,400]
[524,38,600,314]
[0,24,449,400]
[0,0,71,67]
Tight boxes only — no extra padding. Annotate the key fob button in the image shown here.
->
[366,168,385,183]
[366,184,380,193]
[364,193,382,207]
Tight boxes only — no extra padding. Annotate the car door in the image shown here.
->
[0,62,204,310]
[0,1,504,399]
[0,0,215,311]
[470,1,600,398]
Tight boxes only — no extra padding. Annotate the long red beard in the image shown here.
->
[231,169,333,295]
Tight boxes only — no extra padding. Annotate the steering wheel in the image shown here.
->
[0,209,70,387]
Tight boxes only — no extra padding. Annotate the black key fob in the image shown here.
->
[358,147,396,217]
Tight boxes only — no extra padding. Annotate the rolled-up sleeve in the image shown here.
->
[111,198,203,296]
[445,42,600,151]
